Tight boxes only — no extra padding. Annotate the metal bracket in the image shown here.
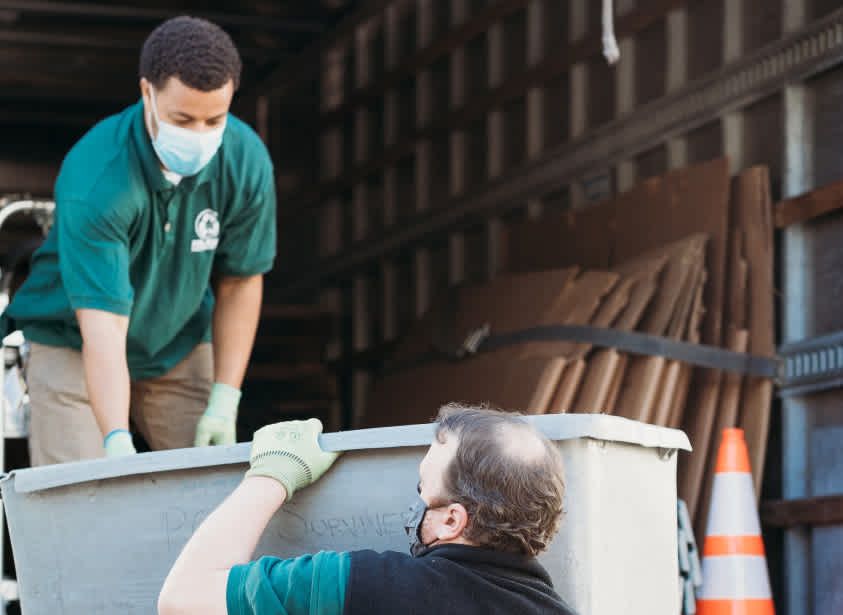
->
[456,323,491,358]
[777,330,843,396]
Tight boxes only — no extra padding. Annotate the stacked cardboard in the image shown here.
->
[363,158,775,544]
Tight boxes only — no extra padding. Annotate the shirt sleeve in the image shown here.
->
[226,551,349,615]
[214,156,277,277]
[56,197,134,315]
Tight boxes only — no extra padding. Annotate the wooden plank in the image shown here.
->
[774,177,843,228]
[615,277,662,330]
[604,355,629,414]
[546,359,587,414]
[666,365,692,429]
[726,230,748,330]
[732,167,776,496]
[651,360,683,427]
[520,270,620,359]
[389,267,580,362]
[571,256,663,413]
[517,271,620,413]
[742,378,774,499]
[679,162,756,521]
[760,495,843,528]
[652,254,706,426]
[563,273,634,360]
[637,235,707,336]
[364,267,609,426]
[678,368,725,519]
[614,236,706,422]
[613,160,731,481]
[463,268,581,335]
[665,271,707,429]
[666,250,706,340]
[506,201,615,273]
[694,327,750,539]
[363,347,563,427]
[612,158,730,349]
[572,259,663,413]
[687,273,707,346]
[614,357,666,422]
[526,358,569,414]
[573,350,622,412]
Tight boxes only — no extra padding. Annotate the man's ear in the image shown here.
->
[438,502,469,541]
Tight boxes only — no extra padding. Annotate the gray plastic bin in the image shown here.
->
[1,414,690,614]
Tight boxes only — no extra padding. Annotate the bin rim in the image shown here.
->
[4,414,690,494]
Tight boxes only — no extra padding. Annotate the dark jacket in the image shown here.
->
[345,544,579,615]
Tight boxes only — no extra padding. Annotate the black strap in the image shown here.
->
[383,323,780,380]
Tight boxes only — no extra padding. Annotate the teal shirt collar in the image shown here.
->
[129,99,222,192]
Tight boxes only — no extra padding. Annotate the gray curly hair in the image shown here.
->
[434,403,566,557]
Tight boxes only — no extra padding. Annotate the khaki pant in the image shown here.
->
[27,341,213,466]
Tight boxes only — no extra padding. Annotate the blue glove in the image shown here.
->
[194,382,241,446]
[104,429,137,457]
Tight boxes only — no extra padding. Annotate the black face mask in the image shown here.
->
[404,495,440,558]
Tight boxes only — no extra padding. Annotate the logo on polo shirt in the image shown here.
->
[191,209,220,252]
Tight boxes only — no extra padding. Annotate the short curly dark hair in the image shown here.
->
[139,16,242,91]
[435,403,566,558]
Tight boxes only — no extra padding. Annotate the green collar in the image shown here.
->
[129,99,222,193]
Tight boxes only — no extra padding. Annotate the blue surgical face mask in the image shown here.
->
[147,86,226,176]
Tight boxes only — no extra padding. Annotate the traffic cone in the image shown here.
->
[696,428,775,615]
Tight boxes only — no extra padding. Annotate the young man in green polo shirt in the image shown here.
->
[5,16,276,465]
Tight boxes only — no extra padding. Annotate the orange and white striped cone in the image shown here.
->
[696,428,775,614]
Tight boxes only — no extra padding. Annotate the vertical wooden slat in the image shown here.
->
[723,112,746,175]
[525,73,545,214]
[568,0,588,208]
[382,262,398,340]
[319,288,343,362]
[256,95,269,144]
[414,250,432,316]
[666,7,687,93]
[666,7,689,172]
[352,184,367,241]
[417,0,434,48]
[448,0,468,287]
[722,0,745,176]
[486,16,504,280]
[615,0,637,192]
[667,138,689,170]
[320,45,346,263]
[352,28,370,248]
[617,161,637,193]
[526,0,545,219]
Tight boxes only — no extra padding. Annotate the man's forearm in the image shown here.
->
[76,309,131,438]
[159,477,286,615]
[212,274,262,388]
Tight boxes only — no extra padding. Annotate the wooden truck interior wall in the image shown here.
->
[263,0,843,429]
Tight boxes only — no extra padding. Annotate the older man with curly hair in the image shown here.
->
[159,404,579,615]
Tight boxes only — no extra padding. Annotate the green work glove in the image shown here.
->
[245,418,340,501]
[194,383,241,447]
[104,429,137,457]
